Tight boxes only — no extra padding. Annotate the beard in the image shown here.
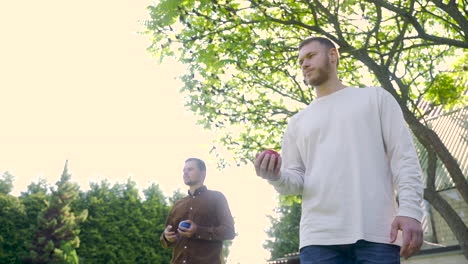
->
[185,180,198,186]
[305,58,332,86]
[184,177,201,186]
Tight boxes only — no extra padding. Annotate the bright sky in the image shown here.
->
[0,1,279,263]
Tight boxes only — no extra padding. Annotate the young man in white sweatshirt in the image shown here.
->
[255,37,424,263]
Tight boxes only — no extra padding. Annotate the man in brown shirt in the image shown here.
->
[161,158,235,264]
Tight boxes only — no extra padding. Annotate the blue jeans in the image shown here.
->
[300,240,400,264]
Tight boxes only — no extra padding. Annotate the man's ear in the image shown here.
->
[329,48,338,67]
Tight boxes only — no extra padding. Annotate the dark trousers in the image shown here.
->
[300,240,400,264]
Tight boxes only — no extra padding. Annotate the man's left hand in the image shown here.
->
[390,216,423,259]
[178,220,198,238]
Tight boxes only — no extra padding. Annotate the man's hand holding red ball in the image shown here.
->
[255,149,282,181]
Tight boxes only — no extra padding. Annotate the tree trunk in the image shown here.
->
[405,111,468,205]
[424,188,468,260]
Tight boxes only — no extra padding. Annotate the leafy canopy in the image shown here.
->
[146,0,467,165]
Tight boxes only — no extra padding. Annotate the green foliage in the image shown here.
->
[222,239,233,264]
[145,0,468,166]
[24,162,87,264]
[75,180,172,264]
[264,196,301,260]
[21,178,49,196]
[0,172,24,263]
[0,172,15,195]
[424,53,468,110]
[0,191,28,263]
[20,178,50,258]
[140,183,173,263]
[168,188,186,206]
[0,171,185,264]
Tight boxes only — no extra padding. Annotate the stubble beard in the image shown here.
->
[305,58,332,87]
[186,181,196,186]
[184,178,200,186]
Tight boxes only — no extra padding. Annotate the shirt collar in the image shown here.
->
[188,185,207,196]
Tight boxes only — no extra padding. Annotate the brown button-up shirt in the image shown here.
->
[160,186,235,264]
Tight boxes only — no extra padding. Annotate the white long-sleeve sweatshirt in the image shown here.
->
[269,86,423,249]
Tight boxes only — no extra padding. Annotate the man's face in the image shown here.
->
[298,41,333,86]
[183,161,204,186]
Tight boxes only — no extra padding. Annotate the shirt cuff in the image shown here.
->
[268,174,285,186]
[160,232,172,248]
[397,207,423,223]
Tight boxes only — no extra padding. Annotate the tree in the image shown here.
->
[20,178,51,226]
[0,172,29,264]
[0,173,176,263]
[140,183,173,263]
[24,162,87,264]
[145,0,468,258]
[0,193,27,264]
[263,196,301,261]
[168,188,186,206]
[75,180,136,263]
[222,240,233,264]
[19,178,51,263]
[0,172,14,195]
[75,180,173,264]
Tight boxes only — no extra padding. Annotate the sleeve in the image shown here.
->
[160,205,177,248]
[378,88,424,222]
[269,116,306,195]
[194,192,235,241]
[160,232,173,248]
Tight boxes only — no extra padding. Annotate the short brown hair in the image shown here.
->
[185,158,206,171]
[298,37,339,66]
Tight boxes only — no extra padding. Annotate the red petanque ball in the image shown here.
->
[261,149,280,168]
[262,149,280,158]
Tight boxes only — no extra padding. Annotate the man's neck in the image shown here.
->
[315,77,347,98]
[189,183,204,195]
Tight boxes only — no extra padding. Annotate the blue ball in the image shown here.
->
[179,221,191,228]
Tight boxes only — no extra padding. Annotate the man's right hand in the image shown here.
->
[163,225,178,243]
[254,152,281,181]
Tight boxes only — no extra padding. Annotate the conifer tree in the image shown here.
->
[24,161,88,264]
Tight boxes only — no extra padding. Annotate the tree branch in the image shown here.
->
[365,0,468,48]
[430,0,468,36]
